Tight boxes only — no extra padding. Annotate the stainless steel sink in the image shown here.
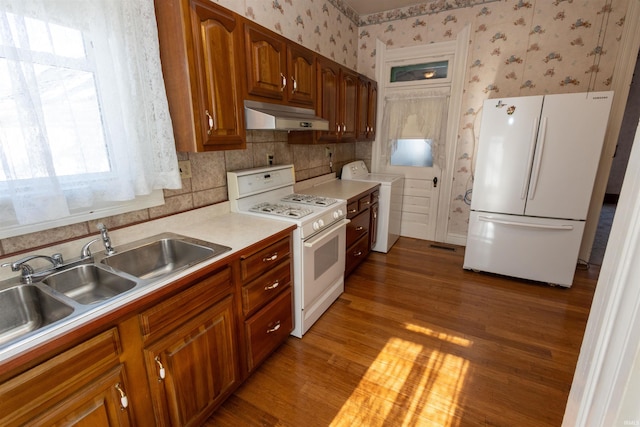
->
[0,285,74,346]
[44,264,136,305]
[99,234,231,280]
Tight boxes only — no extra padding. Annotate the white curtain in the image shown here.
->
[0,0,180,227]
[380,89,449,168]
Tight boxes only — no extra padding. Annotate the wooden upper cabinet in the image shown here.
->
[155,0,245,152]
[339,68,358,142]
[244,23,316,107]
[313,58,358,143]
[357,76,378,141]
[244,23,287,101]
[286,44,316,107]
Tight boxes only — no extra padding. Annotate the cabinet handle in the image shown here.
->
[348,208,357,214]
[263,252,278,262]
[265,280,280,291]
[343,123,347,132]
[363,201,371,205]
[280,73,287,91]
[355,226,364,231]
[291,76,297,94]
[337,123,341,133]
[267,320,281,334]
[115,382,129,409]
[205,110,214,135]
[155,356,166,380]
[353,251,363,257]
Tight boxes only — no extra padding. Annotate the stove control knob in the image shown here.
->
[318,219,325,228]
[333,210,340,219]
[313,221,320,231]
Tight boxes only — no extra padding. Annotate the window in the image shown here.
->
[391,139,434,167]
[0,0,180,238]
[390,60,449,83]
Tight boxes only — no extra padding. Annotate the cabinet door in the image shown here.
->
[316,58,340,143]
[29,366,131,427]
[339,68,358,142]
[287,44,315,107]
[191,0,245,150]
[356,77,369,140]
[144,295,238,426]
[244,24,287,101]
[370,203,379,249]
[367,81,378,140]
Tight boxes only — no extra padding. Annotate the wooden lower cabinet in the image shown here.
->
[143,295,237,426]
[0,231,295,426]
[345,186,380,276]
[0,329,130,427]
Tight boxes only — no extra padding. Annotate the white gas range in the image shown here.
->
[227,165,348,337]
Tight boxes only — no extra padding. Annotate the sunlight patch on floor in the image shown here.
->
[330,334,470,426]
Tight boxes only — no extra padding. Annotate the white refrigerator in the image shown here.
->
[463,91,614,287]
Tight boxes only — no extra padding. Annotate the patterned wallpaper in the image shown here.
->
[356,0,629,236]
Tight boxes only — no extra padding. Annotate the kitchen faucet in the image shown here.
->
[97,223,116,255]
[1,254,64,284]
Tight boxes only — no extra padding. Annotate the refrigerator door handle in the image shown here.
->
[528,117,548,200]
[478,215,574,230]
[521,117,539,200]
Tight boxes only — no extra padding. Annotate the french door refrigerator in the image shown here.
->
[463,91,614,287]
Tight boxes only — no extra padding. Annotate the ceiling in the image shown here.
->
[343,0,425,16]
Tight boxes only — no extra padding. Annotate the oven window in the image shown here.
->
[314,235,339,280]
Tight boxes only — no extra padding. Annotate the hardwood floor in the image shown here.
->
[206,237,599,426]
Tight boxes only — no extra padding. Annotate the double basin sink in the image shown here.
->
[0,233,231,351]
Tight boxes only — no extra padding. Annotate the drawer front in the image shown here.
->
[346,200,359,219]
[0,329,121,426]
[241,236,291,282]
[358,194,373,211]
[245,288,293,372]
[242,259,291,316]
[346,234,369,274]
[346,210,369,246]
[139,266,232,341]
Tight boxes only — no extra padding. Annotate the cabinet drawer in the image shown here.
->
[139,266,232,341]
[371,190,379,205]
[346,200,359,218]
[0,329,121,426]
[346,210,369,246]
[358,194,373,211]
[241,236,290,282]
[346,234,369,275]
[242,259,291,316]
[245,288,292,372]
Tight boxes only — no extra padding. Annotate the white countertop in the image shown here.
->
[0,203,294,363]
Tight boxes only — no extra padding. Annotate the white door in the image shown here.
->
[470,95,544,215]
[384,162,440,240]
[524,91,614,220]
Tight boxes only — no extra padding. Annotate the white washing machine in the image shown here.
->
[341,160,404,253]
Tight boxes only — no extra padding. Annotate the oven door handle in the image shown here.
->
[303,219,350,248]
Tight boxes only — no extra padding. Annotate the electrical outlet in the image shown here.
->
[268,154,274,165]
[325,147,331,157]
[178,160,192,179]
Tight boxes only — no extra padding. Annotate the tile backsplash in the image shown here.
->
[0,131,371,257]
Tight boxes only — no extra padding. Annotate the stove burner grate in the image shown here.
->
[249,202,313,219]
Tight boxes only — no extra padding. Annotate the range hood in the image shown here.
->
[244,100,329,131]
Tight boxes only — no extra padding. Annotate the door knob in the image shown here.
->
[433,177,438,188]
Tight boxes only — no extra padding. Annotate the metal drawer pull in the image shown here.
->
[363,201,370,205]
[353,251,363,257]
[291,76,297,93]
[348,208,357,213]
[265,280,280,290]
[262,252,278,262]
[280,73,287,91]
[355,226,364,231]
[205,110,214,135]
[155,356,166,380]
[267,321,281,334]
[115,383,129,409]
